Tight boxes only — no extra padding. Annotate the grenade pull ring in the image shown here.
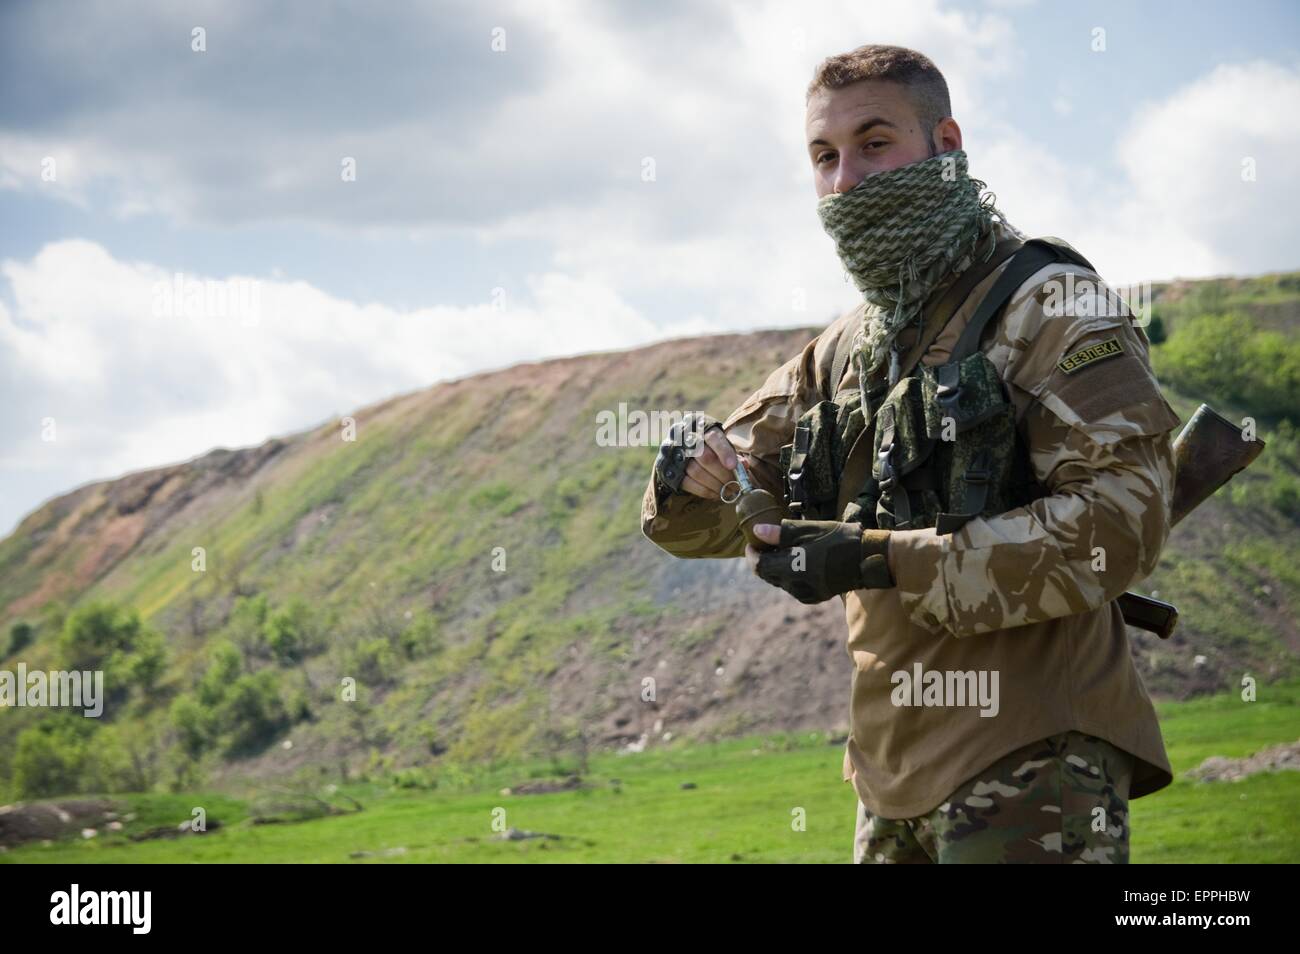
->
[719,457,752,504]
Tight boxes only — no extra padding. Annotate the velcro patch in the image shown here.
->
[1057,336,1124,374]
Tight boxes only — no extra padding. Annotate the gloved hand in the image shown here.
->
[746,519,894,604]
[653,412,729,499]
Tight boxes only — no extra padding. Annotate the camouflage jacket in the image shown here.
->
[639,219,1180,818]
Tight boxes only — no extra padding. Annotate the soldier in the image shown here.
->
[641,45,1181,863]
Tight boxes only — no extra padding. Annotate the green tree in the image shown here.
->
[12,715,97,798]
[264,599,319,664]
[170,693,216,759]
[217,670,289,755]
[228,593,271,660]
[56,602,169,711]
[1145,313,1166,345]
[1154,312,1300,420]
[5,621,34,658]
[197,640,244,707]
[58,602,142,671]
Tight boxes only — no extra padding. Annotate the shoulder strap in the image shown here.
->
[830,235,1022,519]
[947,237,1091,364]
[927,238,1095,535]
[893,235,1024,385]
[828,315,860,400]
[832,234,1094,521]
[1031,234,1097,272]
[828,235,1025,399]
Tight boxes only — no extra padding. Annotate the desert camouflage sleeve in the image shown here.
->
[639,312,858,559]
[887,272,1183,638]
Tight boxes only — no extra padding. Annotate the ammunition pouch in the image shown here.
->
[778,391,865,521]
[869,352,1046,532]
[778,237,1084,534]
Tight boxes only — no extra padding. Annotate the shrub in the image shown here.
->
[56,603,168,711]
[5,621,34,659]
[11,716,96,799]
[1155,312,1300,421]
[265,599,321,664]
[1145,313,1166,345]
[216,670,289,756]
[58,603,142,671]
[348,637,396,686]
[170,694,216,759]
[197,641,244,707]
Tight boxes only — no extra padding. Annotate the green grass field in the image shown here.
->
[4,681,1298,864]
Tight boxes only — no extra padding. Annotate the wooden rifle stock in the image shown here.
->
[1118,404,1265,638]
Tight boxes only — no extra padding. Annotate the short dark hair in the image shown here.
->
[806,45,952,140]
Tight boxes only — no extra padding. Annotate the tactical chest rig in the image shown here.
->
[779,237,1098,535]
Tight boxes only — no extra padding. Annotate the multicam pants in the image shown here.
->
[853,731,1134,864]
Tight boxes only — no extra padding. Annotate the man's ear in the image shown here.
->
[935,119,967,157]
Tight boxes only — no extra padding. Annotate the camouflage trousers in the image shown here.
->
[853,731,1134,864]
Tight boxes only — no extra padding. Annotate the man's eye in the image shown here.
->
[865,141,887,150]
[816,153,835,165]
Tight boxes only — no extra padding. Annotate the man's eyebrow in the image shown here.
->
[808,117,898,149]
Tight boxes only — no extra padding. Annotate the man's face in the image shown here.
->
[805,80,962,198]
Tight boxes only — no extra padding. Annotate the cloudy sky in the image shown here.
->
[1,0,1298,536]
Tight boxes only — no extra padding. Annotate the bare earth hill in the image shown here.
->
[1,271,1297,797]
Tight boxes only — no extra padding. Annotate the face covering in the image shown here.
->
[816,148,1012,384]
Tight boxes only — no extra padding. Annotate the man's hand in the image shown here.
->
[744,520,895,604]
[654,412,739,500]
[681,426,738,499]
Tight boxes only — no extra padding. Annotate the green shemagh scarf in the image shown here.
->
[816,149,1007,383]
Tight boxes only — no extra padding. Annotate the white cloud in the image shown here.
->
[470,0,1020,329]
[1107,60,1300,280]
[2,2,1297,536]
[0,239,666,534]
[946,60,1300,286]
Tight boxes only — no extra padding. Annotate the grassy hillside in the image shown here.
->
[0,269,1297,807]
[3,681,1296,863]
